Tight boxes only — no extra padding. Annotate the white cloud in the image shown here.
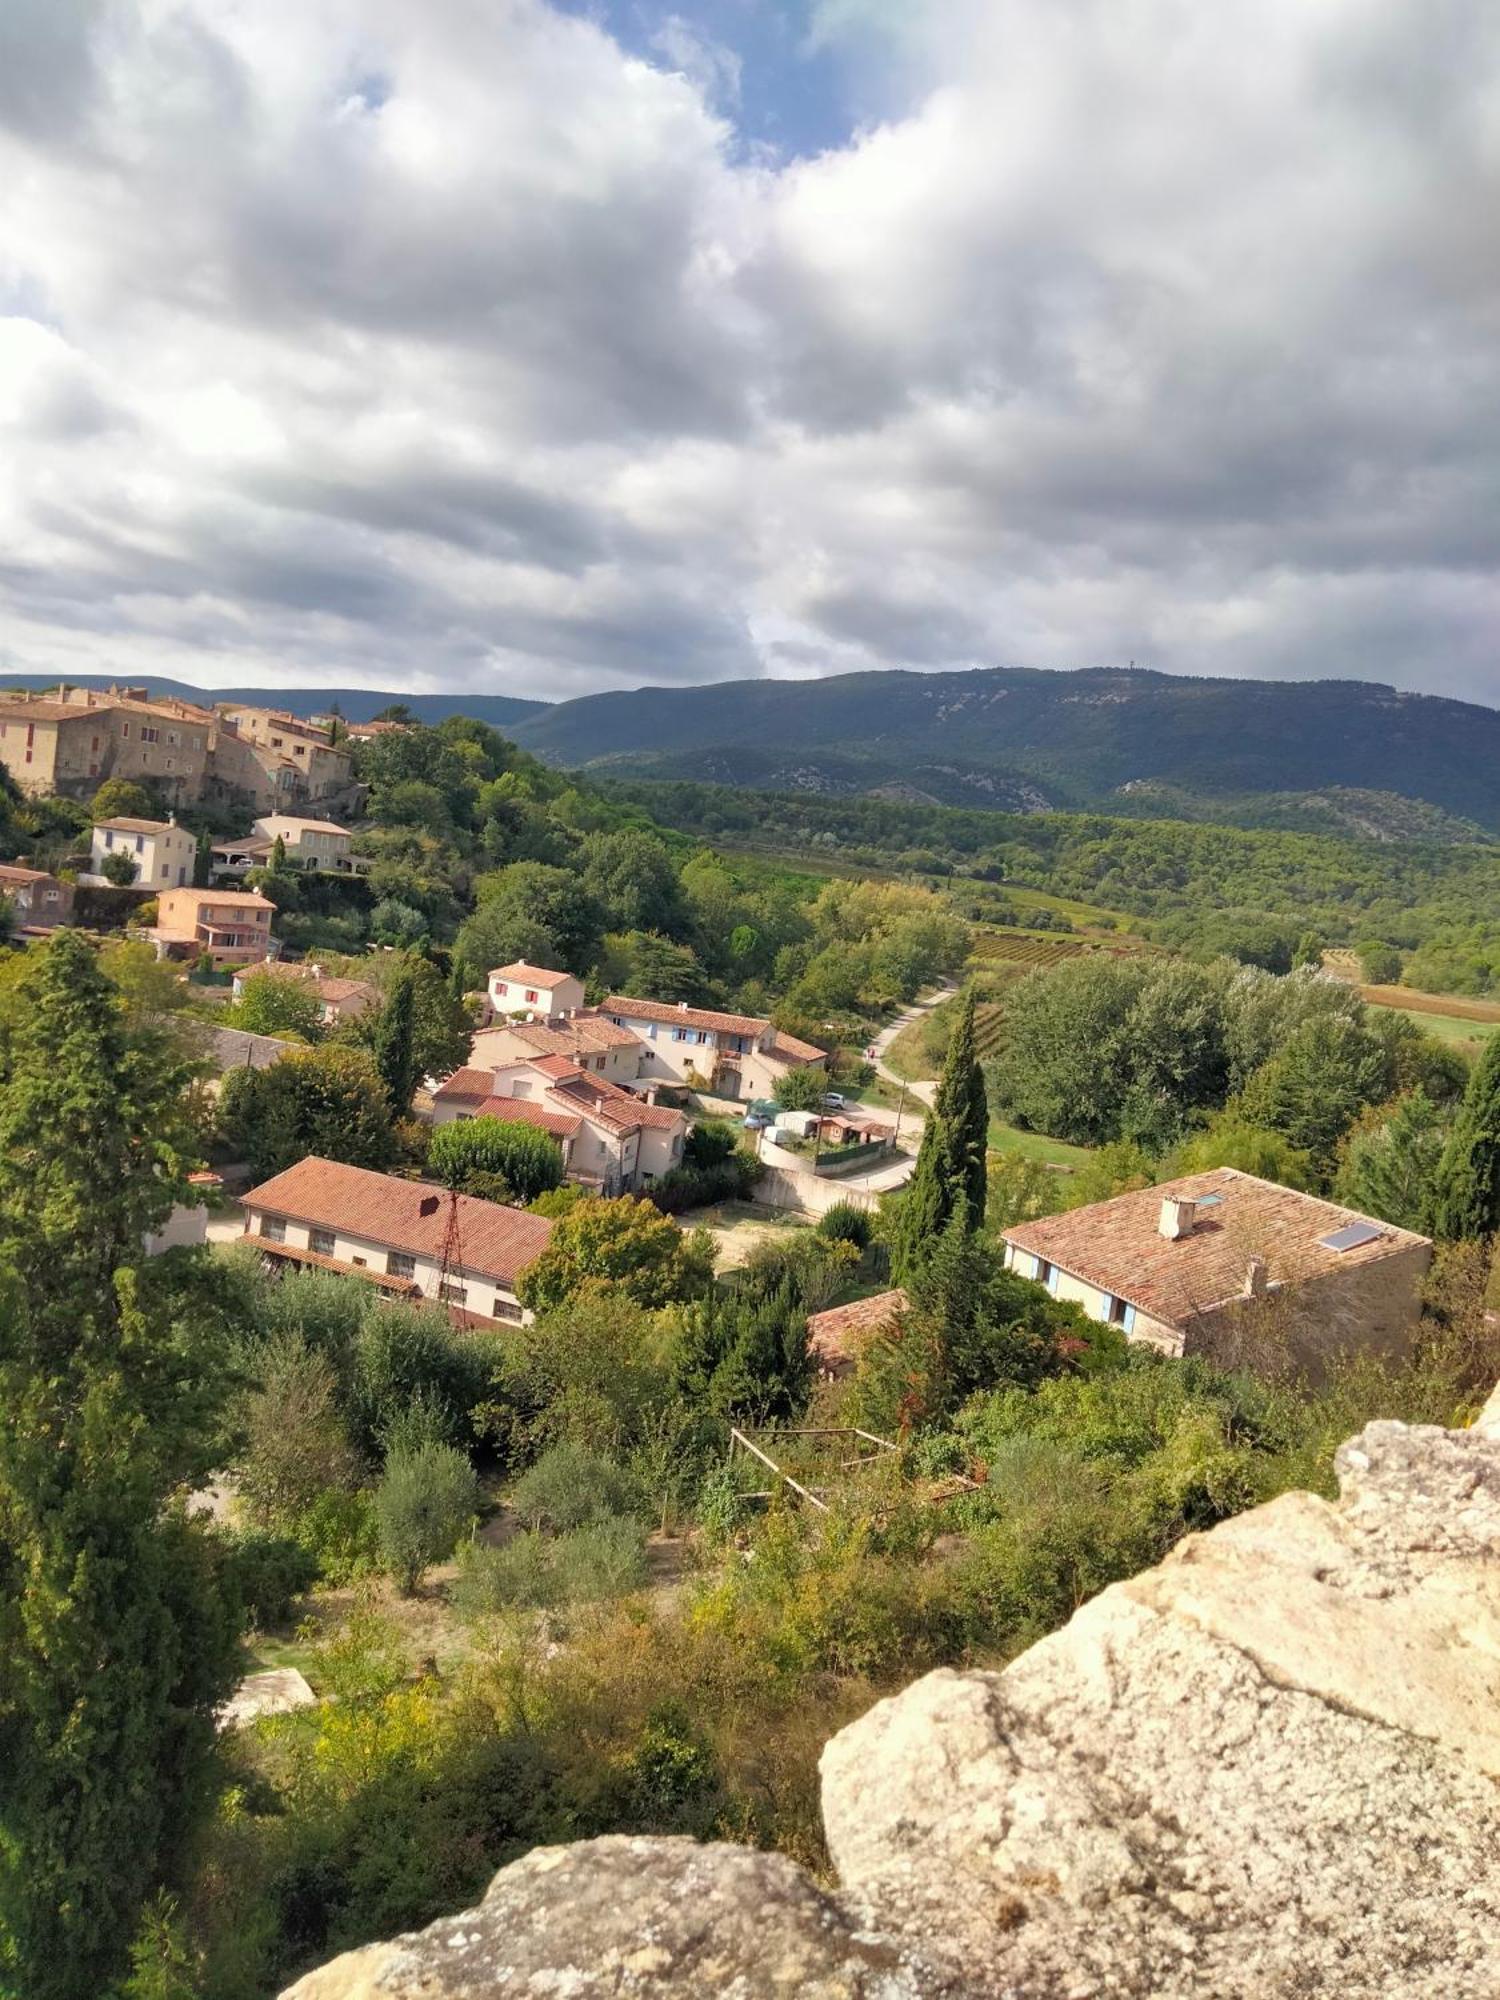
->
[0,0,1496,705]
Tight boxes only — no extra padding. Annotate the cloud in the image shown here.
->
[0,0,1496,706]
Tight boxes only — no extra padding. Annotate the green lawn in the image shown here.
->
[987,1119,1094,1167]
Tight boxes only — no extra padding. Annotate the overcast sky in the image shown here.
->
[1,0,1496,705]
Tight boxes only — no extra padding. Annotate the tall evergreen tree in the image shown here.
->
[0,934,240,1997]
[893,989,988,1280]
[1435,1037,1500,1240]
[371,960,420,1114]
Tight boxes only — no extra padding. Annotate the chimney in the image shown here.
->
[1158,1195,1197,1241]
[1243,1255,1268,1298]
[678,1000,689,1011]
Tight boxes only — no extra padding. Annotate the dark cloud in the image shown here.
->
[0,0,1496,707]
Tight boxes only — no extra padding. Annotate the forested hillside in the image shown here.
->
[509,666,1500,835]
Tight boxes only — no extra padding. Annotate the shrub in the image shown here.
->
[428,1115,565,1204]
[450,1531,558,1616]
[374,1442,480,1592]
[292,1488,382,1584]
[773,1066,826,1111]
[510,1442,643,1533]
[98,849,139,887]
[222,1530,319,1629]
[552,1516,649,1602]
[817,1202,872,1250]
[646,1153,760,1214]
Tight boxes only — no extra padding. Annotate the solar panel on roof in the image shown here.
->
[1319,1220,1384,1252]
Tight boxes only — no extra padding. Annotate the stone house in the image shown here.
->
[0,863,73,925]
[240,1155,553,1325]
[469,1011,647,1087]
[230,957,377,1025]
[1000,1168,1432,1375]
[0,686,213,804]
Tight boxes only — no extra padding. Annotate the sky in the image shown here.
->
[0,0,1497,707]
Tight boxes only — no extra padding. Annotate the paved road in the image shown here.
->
[867,982,958,1111]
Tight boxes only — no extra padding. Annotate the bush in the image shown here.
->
[450,1531,558,1615]
[222,1530,319,1629]
[773,1066,826,1111]
[552,1516,649,1601]
[292,1488,382,1584]
[510,1442,643,1532]
[428,1115,565,1204]
[646,1152,760,1215]
[374,1442,480,1592]
[98,849,139,887]
[817,1202,872,1250]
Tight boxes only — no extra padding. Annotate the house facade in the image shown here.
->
[486,960,587,1022]
[149,886,275,969]
[241,1155,553,1325]
[602,994,824,1101]
[208,709,356,813]
[252,816,367,872]
[431,1054,688,1194]
[0,864,73,925]
[0,686,214,803]
[90,815,197,888]
[1000,1168,1432,1376]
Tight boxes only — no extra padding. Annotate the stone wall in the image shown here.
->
[282,1392,1500,1999]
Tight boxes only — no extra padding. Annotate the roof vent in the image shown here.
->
[1159,1195,1197,1241]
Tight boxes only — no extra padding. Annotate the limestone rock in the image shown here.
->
[279,1835,956,1999]
[822,1416,1500,1998]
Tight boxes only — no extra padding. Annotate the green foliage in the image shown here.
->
[1164,1106,1315,1189]
[892,988,988,1281]
[458,861,604,977]
[450,1515,649,1616]
[218,1043,396,1181]
[817,1202,873,1249]
[510,1443,644,1532]
[1434,1036,1500,1240]
[90,778,162,822]
[1238,1010,1396,1171]
[496,1290,677,1460]
[1335,1092,1449,1234]
[221,1530,320,1629]
[773,1065,825,1110]
[236,1333,362,1530]
[230,969,323,1040]
[374,1443,480,1592]
[99,846,140,885]
[0,934,242,1997]
[428,1115,564,1205]
[1358,939,1403,983]
[516,1196,715,1316]
[369,959,420,1113]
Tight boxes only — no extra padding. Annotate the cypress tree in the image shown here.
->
[0,934,240,1996]
[1435,1036,1500,1240]
[372,960,421,1114]
[893,989,989,1280]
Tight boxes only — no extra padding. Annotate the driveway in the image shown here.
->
[867,982,958,1109]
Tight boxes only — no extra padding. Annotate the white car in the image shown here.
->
[821,1091,847,1110]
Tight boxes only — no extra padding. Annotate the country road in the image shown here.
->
[867,982,957,1110]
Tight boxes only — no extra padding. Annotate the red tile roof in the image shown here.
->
[495,1015,642,1058]
[604,995,771,1038]
[491,961,579,988]
[242,1157,553,1285]
[549,1069,686,1133]
[767,1031,826,1065]
[432,1066,500,1103]
[1002,1169,1430,1329]
[0,864,51,886]
[469,1096,582,1141]
[806,1289,909,1374]
[96,816,184,835]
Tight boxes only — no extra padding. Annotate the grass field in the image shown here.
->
[987,1119,1093,1167]
[1376,1005,1498,1046]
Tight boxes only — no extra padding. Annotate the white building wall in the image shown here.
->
[244,1214,529,1322]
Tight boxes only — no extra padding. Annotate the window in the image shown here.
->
[525,988,539,1003]
[167,731,179,746]
[439,1280,467,1306]
[259,1215,286,1243]
[493,1297,523,1323]
[103,830,113,849]
[1106,1294,1128,1325]
[1036,1258,1053,1289]
[271,736,283,748]
[140,726,159,744]
[672,1027,686,1041]
[310,1228,335,1256]
[387,1251,415,1279]
[134,835,144,855]
[121,722,130,739]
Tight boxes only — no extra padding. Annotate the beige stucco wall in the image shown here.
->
[93,822,197,887]
[0,716,61,794]
[243,1211,529,1322]
[470,1024,643,1085]
[487,972,586,1020]
[1184,1241,1431,1377]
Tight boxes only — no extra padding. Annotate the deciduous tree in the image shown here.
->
[517,1197,715,1315]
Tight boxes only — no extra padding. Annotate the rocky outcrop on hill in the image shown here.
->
[283,1398,1500,2000]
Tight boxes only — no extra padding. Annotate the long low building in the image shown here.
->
[1000,1168,1432,1375]
[240,1156,554,1324]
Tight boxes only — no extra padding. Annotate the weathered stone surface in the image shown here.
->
[282,1414,1500,1999]
[280,1836,956,1998]
[823,1416,1500,1997]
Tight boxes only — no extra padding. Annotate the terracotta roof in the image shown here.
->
[433,1066,501,1104]
[494,1015,642,1058]
[199,1025,294,1072]
[96,816,183,836]
[258,818,351,837]
[167,887,275,909]
[1002,1169,1430,1329]
[468,1096,582,1140]
[244,1157,553,1285]
[491,961,579,988]
[528,1052,583,1080]
[768,1031,826,1064]
[212,836,274,856]
[242,961,374,1005]
[548,1069,685,1133]
[604,995,770,1038]
[806,1289,908,1374]
[0,864,51,886]
[0,698,77,721]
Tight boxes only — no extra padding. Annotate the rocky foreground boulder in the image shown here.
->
[283,1399,1500,1998]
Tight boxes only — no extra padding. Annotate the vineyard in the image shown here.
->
[968,930,1083,970]
[973,1002,1006,1060]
